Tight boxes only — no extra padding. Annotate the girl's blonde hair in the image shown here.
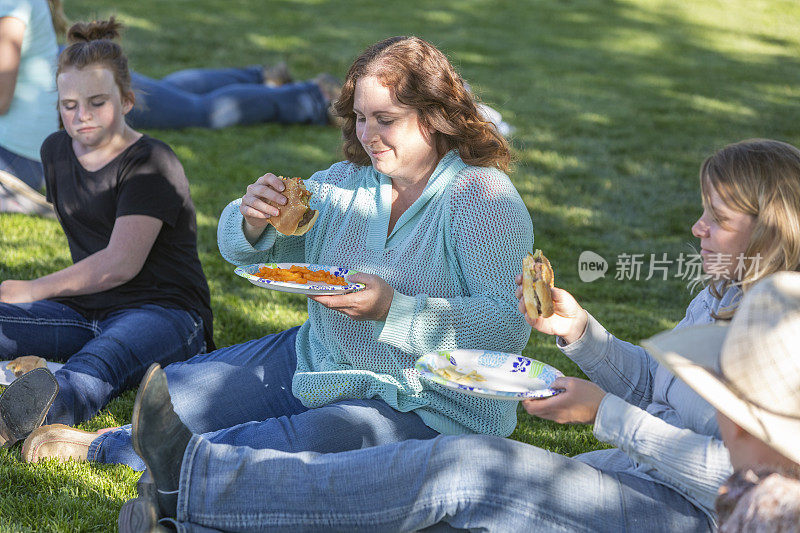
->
[47,0,69,38]
[701,139,800,317]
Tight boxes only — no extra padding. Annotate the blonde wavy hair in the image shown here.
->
[701,139,800,317]
[333,36,511,172]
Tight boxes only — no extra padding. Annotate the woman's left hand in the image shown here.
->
[0,280,36,303]
[521,376,606,425]
[309,272,395,321]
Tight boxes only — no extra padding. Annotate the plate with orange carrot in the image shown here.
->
[234,263,366,295]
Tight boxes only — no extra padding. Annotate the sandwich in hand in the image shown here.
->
[522,249,555,319]
[267,177,319,236]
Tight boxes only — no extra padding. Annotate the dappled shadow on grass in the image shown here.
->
[483,1,800,309]
[68,0,800,253]
[10,2,797,527]
[512,408,613,456]
[156,123,343,220]
[0,446,138,531]
[64,0,800,349]
[211,290,308,347]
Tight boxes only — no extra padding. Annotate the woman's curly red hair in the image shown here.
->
[333,36,511,172]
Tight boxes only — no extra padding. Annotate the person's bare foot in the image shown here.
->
[262,61,293,87]
[313,73,343,126]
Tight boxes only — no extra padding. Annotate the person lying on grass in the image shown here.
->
[116,139,799,531]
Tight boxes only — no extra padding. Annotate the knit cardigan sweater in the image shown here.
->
[217,151,534,436]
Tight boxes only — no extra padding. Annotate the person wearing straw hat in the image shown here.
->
[111,139,800,532]
[644,271,800,531]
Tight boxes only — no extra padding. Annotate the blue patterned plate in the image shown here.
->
[415,350,563,400]
[234,263,366,295]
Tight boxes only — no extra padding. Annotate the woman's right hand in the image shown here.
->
[239,172,286,224]
[515,275,588,344]
[239,173,287,235]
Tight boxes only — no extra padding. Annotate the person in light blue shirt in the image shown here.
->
[0,0,62,215]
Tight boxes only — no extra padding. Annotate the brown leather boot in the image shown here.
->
[22,424,100,462]
[131,364,192,519]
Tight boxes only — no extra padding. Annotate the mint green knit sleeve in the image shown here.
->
[217,198,307,267]
[377,169,533,355]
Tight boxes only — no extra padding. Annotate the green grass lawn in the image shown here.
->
[2,0,800,530]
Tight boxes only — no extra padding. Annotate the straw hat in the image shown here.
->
[642,271,800,466]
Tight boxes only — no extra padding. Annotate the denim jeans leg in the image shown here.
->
[0,300,96,359]
[157,67,263,94]
[0,144,45,190]
[46,305,205,427]
[91,327,306,469]
[177,434,712,533]
[200,398,439,452]
[128,75,328,129]
[206,81,328,127]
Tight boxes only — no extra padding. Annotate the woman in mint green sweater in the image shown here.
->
[26,35,533,470]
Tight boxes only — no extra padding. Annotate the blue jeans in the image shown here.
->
[90,327,438,470]
[171,434,713,532]
[128,67,329,129]
[0,144,44,190]
[0,300,205,426]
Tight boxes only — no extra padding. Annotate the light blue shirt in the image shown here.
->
[218,151,534,437]
[562,284,741,523]
[0,0,58,161]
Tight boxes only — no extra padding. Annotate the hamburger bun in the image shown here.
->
[522,249,554,319]
[267,177,319,236]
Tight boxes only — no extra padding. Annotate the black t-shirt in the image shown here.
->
[41,131,214,350]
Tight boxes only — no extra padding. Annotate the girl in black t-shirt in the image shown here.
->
[0,18,212,449]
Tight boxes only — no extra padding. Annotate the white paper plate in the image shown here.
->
[416,350,563,400]
[235,263,366,295]
[0,361,63,386]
